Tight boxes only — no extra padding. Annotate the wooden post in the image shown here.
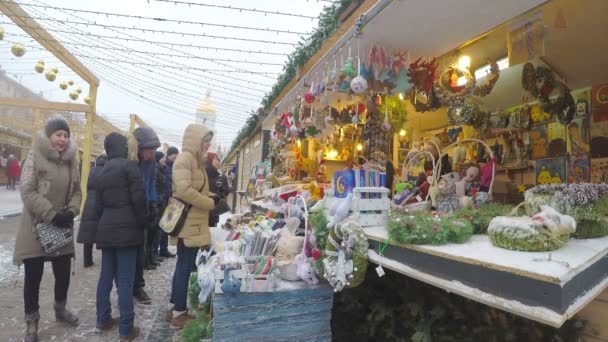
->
[130,114,136,133]
[31,108,41,145]
[80,85,97,211]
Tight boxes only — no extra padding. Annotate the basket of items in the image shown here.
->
[392,150,436,213]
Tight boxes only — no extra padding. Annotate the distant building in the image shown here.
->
[195,90,216,141]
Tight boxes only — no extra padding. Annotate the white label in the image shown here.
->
[415,195,423,202]
[375,265,385,277]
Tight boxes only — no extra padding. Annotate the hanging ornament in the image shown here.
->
[381,96,391,132]
[375,94,382,106]
[340,58,357,78]
[59,81,68,90]
[555,86,576,125]
[76,88,82,94]
[34,60,45,74]
[0,25,4,40]
[304,92,315,104]
[84,96,91,104]
[69,91,79,100]
[11,43,26,57]
[45,71,56,82]
[289,125,299,136]
[68,80,74,86]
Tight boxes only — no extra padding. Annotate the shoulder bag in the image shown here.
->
[160,176,206,237]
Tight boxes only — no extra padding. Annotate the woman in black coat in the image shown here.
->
[95,132,147,341]
[76,154,107,267]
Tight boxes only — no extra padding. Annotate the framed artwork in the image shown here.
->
[536,157,566,185]
[590,121,608,158]
[591,158,608,184]
[567,154,590,184]
[572,88,591,117]
[567,116,590,154]
[530,124,548,159]
[529,104,553,126]
[547,122,567,157]
[591,83,608,123]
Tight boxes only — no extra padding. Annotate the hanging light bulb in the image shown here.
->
[398,92,404,101]
[356,143,363,151]
[458,55,471,70]
[399,129,406,137]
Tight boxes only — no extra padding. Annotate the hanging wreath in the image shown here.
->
[322,219,368,292]
[437,65,475,98]
[388,211,474,245]
[379,95,407,133]
[447,101,479,126]
[473,60,500,96]
[553,86,576,125]
[522,63,555,103]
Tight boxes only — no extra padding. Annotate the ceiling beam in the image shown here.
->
[0,0,100,86]
[0,97,90,112]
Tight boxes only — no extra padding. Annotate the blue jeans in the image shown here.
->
[96,247,137,337]
[170,239,198,311]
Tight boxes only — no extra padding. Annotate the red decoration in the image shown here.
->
[408,57,438,94]
[311,248,322,260]
[433,225,439,231]
[357,102,367,114]
[304,93,315,104]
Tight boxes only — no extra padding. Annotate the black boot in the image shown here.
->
[160,250,176,258]
[134,288,151,305]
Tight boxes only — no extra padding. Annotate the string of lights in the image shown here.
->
[26,5,279,86]
[148,0,318,20]
[9,1,311,33]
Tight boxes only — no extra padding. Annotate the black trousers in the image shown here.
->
[23,255,71,316]
[83,243,93,265]
[134,242,145,291]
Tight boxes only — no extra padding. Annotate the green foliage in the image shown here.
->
[225,1,355,160]
[183,273,213,342]
[332,267,588,341]
[456,203,515,234]
[378,95,408,134]
[188,271,200,309]
[388,212,473,245]
[310,209,329,275]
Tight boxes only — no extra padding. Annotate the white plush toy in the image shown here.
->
[197,249,218,304]
[327,193,353,228]
[532,205,577,235]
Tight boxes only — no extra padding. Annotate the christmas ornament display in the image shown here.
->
[34,60,44,73]
[69,91,79,100]
[84,96,91,104]
[68,80,74,86]
[11,43,26,57]
[45,70,56,82]
[59,81,68,90]
[0,25,4,40]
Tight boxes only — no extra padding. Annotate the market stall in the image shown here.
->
[202,0,608,339]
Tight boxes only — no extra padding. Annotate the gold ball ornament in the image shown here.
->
[59,82,68,90]
[45,71,56,82]
[68,80,74,86]
[84,96,91,104]
[52,68,59,74]
[35,60,45,73]
[11,43,26,57]
[76,88,82,94]
[69,91,79,101]
[0,26,5,41]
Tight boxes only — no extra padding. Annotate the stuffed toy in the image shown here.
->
[436,177,462,214]
[221,266,241,296]
[480,157,496,192]
[197,250,217,304]
[327,193,353,228]
[275,226,304,266]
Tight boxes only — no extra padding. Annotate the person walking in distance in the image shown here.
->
[7,154,21,190]
[77,154,107,268]
[159,146,179,258]
[14,117,81,342]
[167,124,217,328]
[130,126,161,304]
[95,133,148,341]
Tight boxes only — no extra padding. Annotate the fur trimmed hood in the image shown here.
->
[34,130,78,163]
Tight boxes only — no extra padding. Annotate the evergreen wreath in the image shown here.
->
[387,211,474,245]
[456,202,515,234]
[378,95,408,134]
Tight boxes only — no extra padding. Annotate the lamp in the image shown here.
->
[458,55,471,70]
[356,143,363,151]
[399,129,406,137]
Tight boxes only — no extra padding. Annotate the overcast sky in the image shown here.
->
[0,0,328,148]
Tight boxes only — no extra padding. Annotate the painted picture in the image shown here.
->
[567,154,590,184]
[591,83,608,123]
[572,88,591,117]
[536,157,566,185]
[567,116,590,154]
[590,121,608,158]
[530,124,548,159]
[591,158,608,184]
[547,122,567,157]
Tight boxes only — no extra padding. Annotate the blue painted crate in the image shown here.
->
[213,283,333,342]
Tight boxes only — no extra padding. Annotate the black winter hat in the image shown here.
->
[104,132,129,160]
[166,146,179,157]
[133,127,161,150]
[45,117,71,137]
[155,151,165,162]
[95,154,108,167]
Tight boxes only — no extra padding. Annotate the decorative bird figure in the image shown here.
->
[221,266,241,296]
[197,250,217,304]
[327,193,353,228]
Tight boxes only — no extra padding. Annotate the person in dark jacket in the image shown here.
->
[77,154,107,267]
[148,151,166,265]
[205,152,230,228]
[159,146,178,258]
[95,132,147,341]
[131,126,161,304]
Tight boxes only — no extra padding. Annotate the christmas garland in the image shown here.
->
[488,224,570,252]
[310,209,329,276]
[387,211,474,245]
[455,202,515,234]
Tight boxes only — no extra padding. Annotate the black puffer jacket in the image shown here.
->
[76,154,107,244]
[95,133,148,249]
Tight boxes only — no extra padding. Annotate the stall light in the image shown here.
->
[297,139,302,147]
[356,143,363,151]
[398,92,404,101]
[326,150,339,159]
[399,129,406,137]
[458,55,471,70]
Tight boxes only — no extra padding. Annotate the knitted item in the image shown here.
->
[45,116,71,137]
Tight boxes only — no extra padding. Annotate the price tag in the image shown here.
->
[415,195,423,202]
[376,265,385,277]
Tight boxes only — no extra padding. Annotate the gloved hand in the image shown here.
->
[52,210,75,228]
[211,198,230,216]
[209,193,220,206]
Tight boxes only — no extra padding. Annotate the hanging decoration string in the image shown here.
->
[149,0,318,20]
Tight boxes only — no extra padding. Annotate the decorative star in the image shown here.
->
[518,184,527,193]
